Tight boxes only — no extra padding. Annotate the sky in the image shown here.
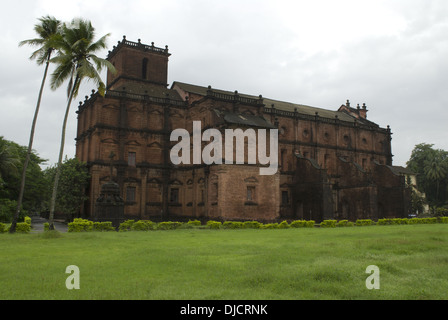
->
[1,0,447,168]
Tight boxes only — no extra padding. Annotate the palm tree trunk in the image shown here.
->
[48,77,78,230]
[10,56,51,234]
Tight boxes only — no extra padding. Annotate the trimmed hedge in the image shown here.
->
[278,221,290,229]
[290,220,315,228]
[377,217,441,225]
[206,220,222,229]
[337,220,354,227]
[8,216,443,234]
[262,223,279,229]
[243,221,262,229]
[157,221,183,230]
[131,220,155,231]
[93,221,115,231]
[223,221,243,229]
[187,219,202,226]
[68,218,93,232]
[0,222,31,233]
[320,220,337,228]
[15,222,31,233]
[355,219,373,226]
[24,216,31,225]
[67,219,114,232]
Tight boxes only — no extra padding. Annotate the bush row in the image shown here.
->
[319,217,447,227]
[0,216,32,233]
[320,220,355,228]
[377,217,443,225]
[67,219,115,232]
[35,216,448,233]
[64,218,318,232]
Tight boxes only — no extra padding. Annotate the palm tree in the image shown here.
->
[47,18,116,230]
[424,151,447,204]
[10,16,61,233]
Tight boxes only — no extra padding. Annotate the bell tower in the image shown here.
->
[106,36,171,90]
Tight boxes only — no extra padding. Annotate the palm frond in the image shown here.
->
[89,54,116,74]
[19,16,62,64]
[87,33,110,52]
[50,56,75,91]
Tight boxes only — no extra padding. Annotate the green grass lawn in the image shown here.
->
[1,224,447,300]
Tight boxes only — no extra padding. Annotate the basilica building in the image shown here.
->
[75,36,411,223]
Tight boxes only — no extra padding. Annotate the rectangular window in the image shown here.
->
[126,186,136,202]
[282,191,289,205]
[128,152,136,167]
[211,183,218,202]
[281,149,287,170]
[170,188,179,204]
[247,186,255,201]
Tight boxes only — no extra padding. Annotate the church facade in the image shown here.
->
[75,37,411,223]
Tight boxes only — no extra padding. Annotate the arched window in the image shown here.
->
[142,58,148,79]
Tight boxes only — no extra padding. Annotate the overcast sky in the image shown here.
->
[1,0,447,168]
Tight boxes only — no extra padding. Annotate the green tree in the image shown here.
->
[4,141,47,212]
[44,157,89,221]
[10,16,62,233]
[0,137,47,222]
[47,18,116,230]
[0,138,20,224]
[424,150,448,204]
[0,137,20,181]
[407,143,435,191]
[407,143,448,206]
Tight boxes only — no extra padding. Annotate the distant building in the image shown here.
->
[75,37,411,223]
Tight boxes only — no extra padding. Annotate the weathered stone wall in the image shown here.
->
[76,38,406,223]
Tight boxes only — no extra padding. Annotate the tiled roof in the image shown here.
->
[172,81,370,125]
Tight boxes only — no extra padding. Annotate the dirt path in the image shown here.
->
[30,215,68,233]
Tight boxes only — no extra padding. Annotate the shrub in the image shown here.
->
[262,223,279,229]
[305,220,315,228]
[278,220,290,229]
[440,217,448,224]
[355,219,373,226]
[93,221,116,231]
[0,222,6,233]
[423,217,437,224]
[290,220,306,228]
[187,219,202,226]
[68,218,93,232]
[377,218,391,225]
[223,221,243,229]
[389,218,408,225]
[206,220,222,229]
[320,220,337,228]
[243,221,262,229]
[131,220,154,231]
[44,222,50,231]
[15,222,31,233]
[119,220,135,232]
[336,220,353,227]
[157,221,182,230]
[24,216,31,225]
